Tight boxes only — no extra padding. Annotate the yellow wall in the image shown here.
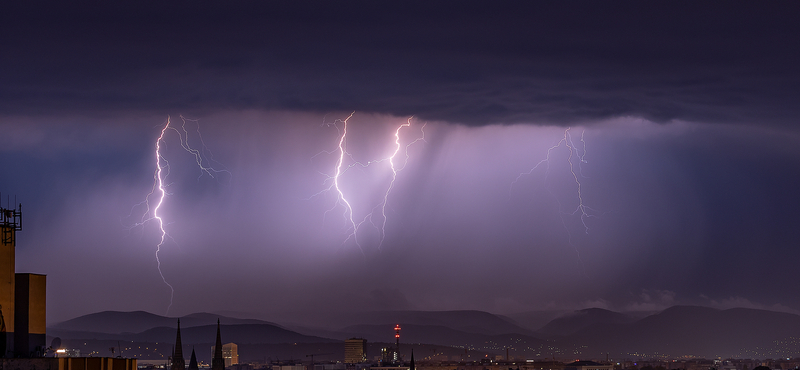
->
[24,274,46,335]
[0,229,15,334]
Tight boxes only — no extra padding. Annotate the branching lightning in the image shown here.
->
[376,117,426,247]
[152,122,172,310]
[311,113,426,252]
[511,128,597,269]
[331,112,361,247]
[175,115,231,180]
[562,128,592,234]
[126,116,228,314]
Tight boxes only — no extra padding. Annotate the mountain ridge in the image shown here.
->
[50,311,279,334]
[48,306,800,360]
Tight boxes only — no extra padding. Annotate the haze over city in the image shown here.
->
[2,1,800,329]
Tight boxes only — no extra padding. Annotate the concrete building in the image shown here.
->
[344,338,367,364]
[222,343,238,367]
[211,341,238,367]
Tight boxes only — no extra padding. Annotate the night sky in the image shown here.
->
[3,2,800,324]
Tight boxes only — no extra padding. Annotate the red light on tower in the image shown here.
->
[394,324,401,351]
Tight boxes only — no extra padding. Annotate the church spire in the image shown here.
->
[212,319,225,370]
[188,347,199,370]
[410,349,415,370]
[172,320,186,370]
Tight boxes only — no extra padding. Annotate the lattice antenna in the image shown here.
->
[0,193,22,246]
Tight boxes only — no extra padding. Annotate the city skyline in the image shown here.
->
[2,2,800,324]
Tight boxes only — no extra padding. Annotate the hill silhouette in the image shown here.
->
[50,311,275,334]
[339,323,545,349]
[47,306,800,360]
[133,323,336,344]
[563,306,800,358]
[538,308,635,336]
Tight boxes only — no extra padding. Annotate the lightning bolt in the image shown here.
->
[126,116,228,314]
[311,113,426,252]
[152,121,173,311]
[175,115,231,180]
[511,127,597,270]
[331,112,361,248]
[562,128,592,234]
[375,117,426,248]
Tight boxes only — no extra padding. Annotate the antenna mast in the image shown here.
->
[0,193,22,246]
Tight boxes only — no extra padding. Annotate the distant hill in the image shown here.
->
[48,306,800,360]
[53,310,529,337]
[282,310,530,336]
[538,308,635,336]
[349,310,527,335]
[50,311,275,334]
[338,323,547,352]
[49,323,335,345]
[48,310,544,360]
[134,324,336,344]
[50,311,169,334]
[563,305,800,358]
[505,310,569,332]
[339,323,495,346]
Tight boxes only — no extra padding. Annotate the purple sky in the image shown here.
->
[3,2,800,324]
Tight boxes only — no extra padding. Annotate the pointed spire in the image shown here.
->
[188,347,199,370]
[171,320,186,370]
[212,319,225,370]
[410,349,415,370]
[215,319,223,357]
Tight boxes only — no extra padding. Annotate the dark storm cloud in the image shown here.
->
[3,1,800,126]
[4,2,800,324]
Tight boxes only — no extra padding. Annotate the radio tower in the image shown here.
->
[0,195,22,247]
[394,324,401,353]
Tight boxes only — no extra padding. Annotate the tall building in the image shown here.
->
[171,320,185,370]
[212,343,238,367]
[0,204,21,357]
[344,338,367,364]
[222,343,238,366]
[211,320,225,370]
[1,202,45,358]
